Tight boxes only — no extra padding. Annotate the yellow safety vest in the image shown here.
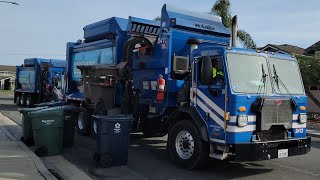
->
[212,68,224,78]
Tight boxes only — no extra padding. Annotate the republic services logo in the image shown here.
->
[114,123,121,133]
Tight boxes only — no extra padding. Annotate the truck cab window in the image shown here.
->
[198,56,224,85]
[212,58,224,85]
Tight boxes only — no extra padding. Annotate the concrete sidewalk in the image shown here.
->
[307,129,320,138]
[0,114,57,180]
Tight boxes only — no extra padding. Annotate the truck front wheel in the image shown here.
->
[168,120,209,169]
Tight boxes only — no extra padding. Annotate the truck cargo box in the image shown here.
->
[83,17,128,42]
[77,65,119,110]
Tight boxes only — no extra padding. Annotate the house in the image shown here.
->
[259,44,305,55]
[305,41,320,57]
[0,65,16,90]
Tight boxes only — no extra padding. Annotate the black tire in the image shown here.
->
[26,95,33,107]
[168,120,209,169]
[91,116,98,139]
[76,111,90,136]
[99,153,112,168]
[16,93,21,106]
[20,94,26,107]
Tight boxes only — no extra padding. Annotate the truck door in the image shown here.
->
[194,56,226,143]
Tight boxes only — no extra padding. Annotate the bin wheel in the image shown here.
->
[35,146,48,157]
[26,95,32,107]
[99,153,112,168]
[93,152,100,162]
[168,120,209,169]
[20,94,26,107]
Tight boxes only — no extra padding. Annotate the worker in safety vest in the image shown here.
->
[212,60,224,84]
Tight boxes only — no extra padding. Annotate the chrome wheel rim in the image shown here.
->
[26,98,30,106]
[93,119,98,134]
[175,130,194,160]
[78,112,85,130]
[20,96,24,105]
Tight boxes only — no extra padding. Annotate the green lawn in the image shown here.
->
[0,90,13,93]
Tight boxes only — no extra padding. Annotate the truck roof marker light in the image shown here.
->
[238,106,246,112]
[300,106,306,111]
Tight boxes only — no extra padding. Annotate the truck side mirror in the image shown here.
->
[200,56,213,85]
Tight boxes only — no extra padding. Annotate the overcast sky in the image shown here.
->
[0,0,319,65]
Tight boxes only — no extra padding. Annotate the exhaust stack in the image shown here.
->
[231,15,238,47]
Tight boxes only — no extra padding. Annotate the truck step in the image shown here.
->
[209,152,228,160]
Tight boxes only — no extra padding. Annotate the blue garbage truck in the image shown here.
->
[14,58,65,107]
[66,4,310,169]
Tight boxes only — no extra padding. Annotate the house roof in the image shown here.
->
[305,41,320,54]
[0,76,11,81]
[259,44,305,55]
[0,65,16,72]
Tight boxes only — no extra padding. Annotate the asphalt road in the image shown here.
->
[0,92,320,180]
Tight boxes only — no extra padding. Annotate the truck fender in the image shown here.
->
[168,107,209,142]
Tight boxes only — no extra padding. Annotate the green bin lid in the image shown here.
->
[28,106,64,118]
[18,106,49,114]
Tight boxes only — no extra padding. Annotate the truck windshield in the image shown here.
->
[269,58,304,95]
[226,53,272,94]
[71,47,114,83]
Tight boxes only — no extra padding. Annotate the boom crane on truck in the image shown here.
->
[66,4,311,169]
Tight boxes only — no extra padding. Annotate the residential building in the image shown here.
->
[0,65,16,90]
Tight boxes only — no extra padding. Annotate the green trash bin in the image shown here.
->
[29,107,64,156]
[18,106,49,146]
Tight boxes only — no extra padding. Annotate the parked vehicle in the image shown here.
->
[14,58,65,107]
[66,4,311,169]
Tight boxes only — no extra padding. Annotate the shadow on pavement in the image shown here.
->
[0,104,18,112]
[0,97,14,101]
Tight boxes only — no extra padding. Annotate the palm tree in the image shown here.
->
[211,0,257,49]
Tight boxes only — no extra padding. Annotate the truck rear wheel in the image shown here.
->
[26,95,32,107]
[91,117,98,139]
[168,120,209,169]
[20,94,26,107]
[77,111,88,136]
[16,94,21,106]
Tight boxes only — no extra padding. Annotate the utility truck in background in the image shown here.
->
[14,58,65,107]
[65,4,311,169]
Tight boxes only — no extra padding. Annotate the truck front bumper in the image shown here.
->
[231,137,311,161]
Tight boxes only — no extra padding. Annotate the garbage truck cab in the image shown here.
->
[119,4,310,169]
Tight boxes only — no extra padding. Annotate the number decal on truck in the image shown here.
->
[295,128,304,133]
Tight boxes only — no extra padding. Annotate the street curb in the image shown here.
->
[0,112,57,180]
[307,132,320,138]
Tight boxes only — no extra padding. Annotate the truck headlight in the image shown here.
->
[237,115,248,127]
[299,113,307,124]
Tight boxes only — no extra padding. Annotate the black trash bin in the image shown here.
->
[93,114,133,167]
[62,105,82,147]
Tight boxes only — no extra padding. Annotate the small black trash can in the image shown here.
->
[93,114,133,167]
[62,105,82,147]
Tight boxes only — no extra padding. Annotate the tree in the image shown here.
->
[154,17,161,21]
[211,0,257,49]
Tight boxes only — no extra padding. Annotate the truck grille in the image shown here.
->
[259,99,292,130]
